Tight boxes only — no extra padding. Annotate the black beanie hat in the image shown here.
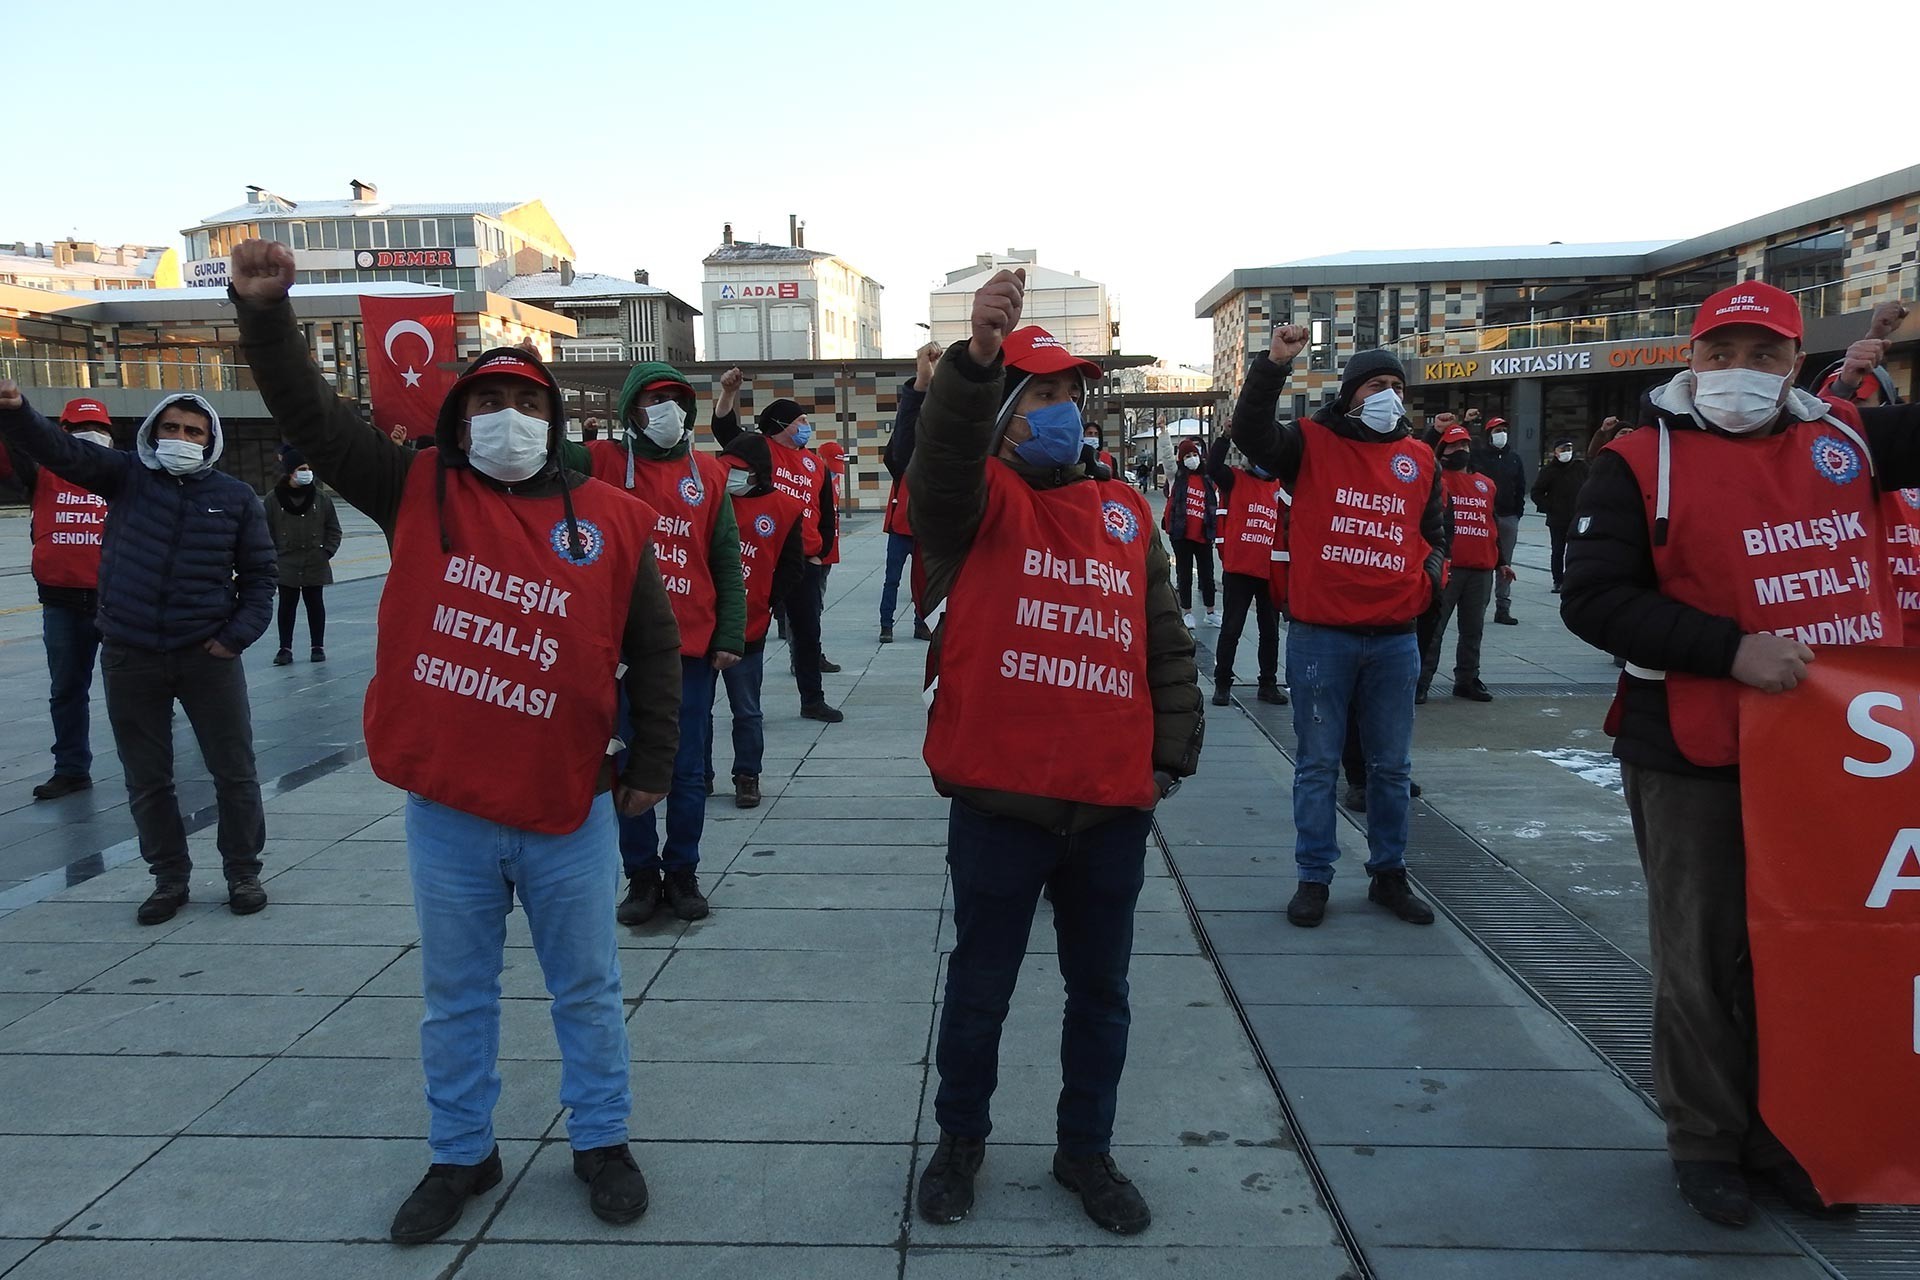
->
[279,443,306,470]
[755,399,806,433]
[1335,348,1408,411]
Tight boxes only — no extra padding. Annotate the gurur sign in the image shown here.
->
[1411,338,1693,384]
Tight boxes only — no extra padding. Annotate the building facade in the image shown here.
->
[0,240,178,291]
[500,265,700,367]
[930,250,1118,356]
[702,219,882,361]
[1198,166,1920,466]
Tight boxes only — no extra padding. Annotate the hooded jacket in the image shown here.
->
[908,341,1204,834]
[0,392,275,652]
[232,292,684,794]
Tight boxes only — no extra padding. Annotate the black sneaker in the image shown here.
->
[1753,1157,1856,1218]
[914,621,935,641]
[1674,1160,1750,1227]
[1340,783,1367,813]
[916,1131,985,1224]
[227,876,268,915]
[1286,881,1329,928]
[1367,869,1435,925]
[272,648,293,666]
[1257,682,1288,705]
[663,868,709,922]
[1453,680,1494,703]
[1494,610,1519,625]
[818,656,842,674]
[879,627,894,644]
[617,871,662,926]
[733,775,761,809]
[1052,1150,1151,1235]
[801,700,844,723]
[1410,780,1423,799]
[389,1145,503,1244]
[32,773,91,801]
[136,883,189,926]
[310,646,327,663]
[573,1143,649,1224]
[1211,679,1232,707]
[1414,682,1429,705]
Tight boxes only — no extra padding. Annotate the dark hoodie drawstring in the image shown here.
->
[435,456,453,554]
[559,473,585,560]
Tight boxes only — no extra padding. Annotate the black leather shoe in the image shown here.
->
[272,648,293,666]
[916,1131,985,1224]
[137,883,189,926]
[1414,682,1429,705]
[389,1146,503,1244]
[617,872,662,926]
[663,869,710,922]
[1257,682,1288,705]
[1211,679,1232,707]
[1368,869,1435,924]
[1340,784,1367,813]
[1674,1160,1750,1227]
[310,646,327,663]
[227,876,267,915]
[818,656,842,674]
[1453,680,1494,703]
[1286,881,1329,928]
[32,774,91,801]
[733,774,761,809]
[1754,1157,1857,1218]
[879,627,895,643]
[1493,610,1518,625]
[1053,1150,1151,1235]
[573,1143,649,1224]
[801,701,844,723]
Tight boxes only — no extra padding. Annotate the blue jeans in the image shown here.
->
[405,790,630,1163]
[880,532,920,629]
[934,800,1150,1155]
[704,649,765,783]
[1289,621,1419,883]
[43,602,102,777]
[618,655,715,875]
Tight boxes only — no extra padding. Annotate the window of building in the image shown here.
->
[1290,394,1309,422]
[351,220,372,249]
[1765,229,1846,320]
[1308,291,1335,372]
[1387,288,1402,341]
[1354,290,1380,350]
[1266,291,1290,327]
[1416,286,1431,334]
[1652,257,1737,335]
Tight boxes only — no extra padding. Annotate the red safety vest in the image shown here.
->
[586,442,726,657]
[1097,449,1117,473]
[1214,471,1285,580]
[1268,488,1293,608]
[29,470,106,590]
[1288,421,1436,627]
[1881,488,1920,643]
[1442,468,1501,570]
[363,459,655,833]
[768,438,825,557]
[1607,407,1896,768]
[820,463,842,567]
[1163,471,1209,543]
[885,474,913,537]
[732,487,805,645]
[924,462,1157,809]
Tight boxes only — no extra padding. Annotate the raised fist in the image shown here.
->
[914,341,941,390]
[1841,337,1891,387]
[969,268,1026,366]
[231,239,296,306]
[719,367,744,392]
[0,379,21,411]
[1868,301,1910,341]
[1268,324,1309,363]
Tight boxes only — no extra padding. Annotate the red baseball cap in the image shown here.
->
[1691,283,1803,342]
[1440,424,1471,445]
[817,439,848,473]
[1485,416,1507,430]
[1001,327,1105,380]
[60,398,112,427]
[449,352,550,398]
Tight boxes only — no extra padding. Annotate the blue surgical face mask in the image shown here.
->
[789,418,813,448]
[1013,399,1084,467]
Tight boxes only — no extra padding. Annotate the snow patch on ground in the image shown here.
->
[1513,822,1546,840]
[1533,748,1625,797]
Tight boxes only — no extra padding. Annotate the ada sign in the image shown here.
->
[185,257,231,288]
[718,282,801,300]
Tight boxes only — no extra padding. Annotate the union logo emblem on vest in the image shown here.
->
[1390,453,1421,483]
[1475,478,1490,493]
[1101,500,1140,544]
[753,513,776,538]
[550,518,605,567]
[678,475,704,507]
[1902,488,1920,510]
[1811,435,1863,486]
[801,455,818,474]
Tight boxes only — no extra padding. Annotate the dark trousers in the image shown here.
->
[1419,568,1493,688]
[1549,523,1570,587]
[785,561,826,703]
[704,648,766,783]
[934,800,1150,1155]
[276,584,327,650]
[880,532,919,629]
[1171,538,1215,611]
[1213,572,1278,685]
[43,601,102,778]
[618,656,716,875]
[101,640,265,885]
[1623,764,1787,1168]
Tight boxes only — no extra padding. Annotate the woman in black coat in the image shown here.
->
[1530,437,1588,591]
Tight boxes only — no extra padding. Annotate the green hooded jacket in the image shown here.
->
[564,362,748,657]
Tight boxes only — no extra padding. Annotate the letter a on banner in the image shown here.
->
[1740,646,1920,1205]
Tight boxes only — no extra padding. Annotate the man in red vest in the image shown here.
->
[1232,328,1446,930]
[909,269,1203,1235]
[1161,437,1219,626]
[0,398,114,799]
[1204,433,1287,707]
[229,238,679,1244]
[879,343,941,643]
[1419,425,1513,703]
[1562,282,1920,1225]
[577,362,746,925]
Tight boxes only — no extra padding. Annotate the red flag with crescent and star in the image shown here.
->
[360,293,457,445]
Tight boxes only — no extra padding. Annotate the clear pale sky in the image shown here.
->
[7,0,1916,364]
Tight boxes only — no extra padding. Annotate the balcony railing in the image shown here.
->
[0,357,259,394]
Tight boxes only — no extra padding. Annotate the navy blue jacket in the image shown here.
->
[0,398,275,653]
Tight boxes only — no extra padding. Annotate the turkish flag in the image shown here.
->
[1741,646,1920,1205]
[361,294,456,445]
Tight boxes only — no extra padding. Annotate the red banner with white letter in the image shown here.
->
[1741,646,1920,1205]
[360,294,456,445]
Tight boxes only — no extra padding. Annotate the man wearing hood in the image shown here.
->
[1562,282,1920,1226]
[0,397,118,800]
[1530,436,1587,592]
[879,344,940,644]
[1230,327,1446,930]
[228,238,678,1243]
[575,362,747,925]
[0,382,275,924]
[908,269,1203,1235]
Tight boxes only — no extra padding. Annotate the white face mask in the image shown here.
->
[725,468,754,497]
[1356,388,1404,434]
[291,468,314,486]
[1692,368,1790,436]
[1182,455,1200,471]
[1554,450,1574,463]
[71,430,113,448]
[466,407,550,482]
[1083,435,1099,448]
[1490,431,1508,449]
[640,400,687,449]
[154,438,206,476]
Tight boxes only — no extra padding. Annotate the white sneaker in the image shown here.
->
[1182,612,1196,628]
[1204,610,1222,626]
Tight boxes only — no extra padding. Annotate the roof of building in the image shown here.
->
[0,250,168,284]
[497,269,699,313]
[1195,162,1920,318]
[704,241,833,265]
[933,259,1107,294]
[194,199,527,226]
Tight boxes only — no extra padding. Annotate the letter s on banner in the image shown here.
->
[1844,692,1914,778]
